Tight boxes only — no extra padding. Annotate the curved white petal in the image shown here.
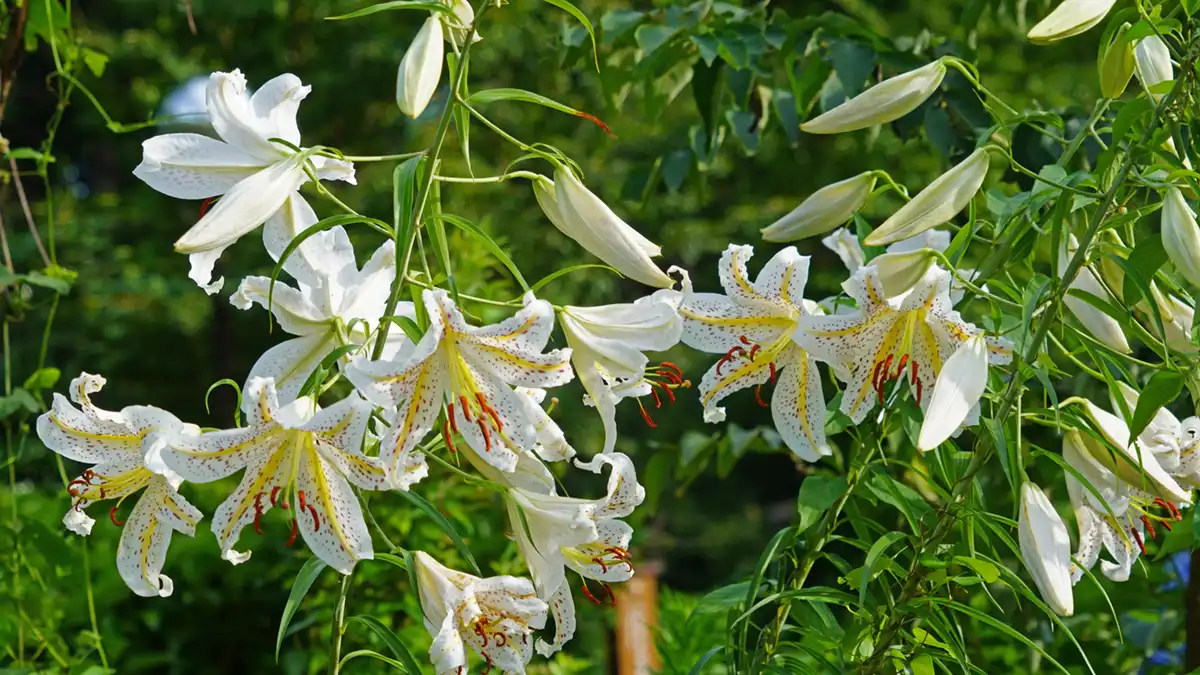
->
[917,334,987,451]
[134,133,262,199]
[175,156,308,255]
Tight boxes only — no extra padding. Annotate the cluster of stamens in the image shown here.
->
[252,486,320,546]
[1130,497,1184,554]
[589,545,633,575]
[714,336,778,410]
[443,393,504,454]
[67,467,135,526]
[871,353,922,406]
[579,578,616,606]
[637,362,691,428]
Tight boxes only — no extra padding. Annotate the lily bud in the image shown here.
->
[396,15,444,118]
[1079,400,1192,504]
[536,169,672,288]
[864,147,990,246]
[800,59,946,135]
[1162,188,1200,289]
[1135,35,1173,101]
[871,248,937,299]
[1057,233,1131,354]
[1018,482,1074,617]
[444,0,482,45]
[761,172,877,242]
[1098,24,1135,99]
[918,334,987,451]
[1027,0,1117,44]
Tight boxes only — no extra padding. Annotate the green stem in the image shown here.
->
[433,170,541,184]
[373,3,485,360]
[337,151,424,163]
[329,573,353,675]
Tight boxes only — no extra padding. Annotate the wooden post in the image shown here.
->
[614,560,662,675]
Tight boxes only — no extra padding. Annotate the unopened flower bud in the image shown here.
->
[865,147,990,246]
[1162,187,1200,290]
[1098,24,1135,98]
[396,15,444,118]
[1027,0,1117,44]
[761,172,877,242]
[800,59,947,135]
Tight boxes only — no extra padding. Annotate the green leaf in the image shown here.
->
[347,615,424,674]
[23,270,71,294]
[296,344,361,399]
[1129,370,1185,441]
[396,489,482,574]
[796,475,847,534]
[600,9,645,43]
[953,555,1000,583]
[383,315,425,344]
[440,213,530,292]
[81,47,109,78]
[0,389,40,419]
[373,552,408,570]
[338,649,406,672]
[938,599,1073,674]
[325,1,453,20]
[690,581,752,617]
[22,367,60,392]
[393,154,424,247]
[860,531,906,607]
[1017,274,1051,356]
[1121,235,1168,310]
[528,264,619,295]
[634,24,678,55]
[466,88,609,134]
[688,646,724,675]
[275,557,327,661]
[541,0,598,70]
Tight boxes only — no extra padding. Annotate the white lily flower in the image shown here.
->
[798,264,1013,424]
[36,373,202,597]
[134,70,355,293]
[1018,482,1074,616]
[346,290,574,488]
[1058,233,1131,354]
[397,15,445,118]
[503,452,645,656]
[535,169,673,288]
[231,226,414,402]
[760,172,877,242]
[1027,0,1116,44]
[1077,399,1191,505]
[559,292,684,453]
[414,551,547,675]
[917,334,988,451]
[821,228,867,274]
[677,245,830,462]
[865,148,990,246]
[1162,188,1200,290]
[800,59,947,135]
[1135,35,1173,100]
[1062,430,1182,583]
[163,378,386,573]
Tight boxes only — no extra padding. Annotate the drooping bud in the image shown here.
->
[761,172,877,242]
[864,147,990,246]
[1134,35,1173,101]
[396,15,444,118]
[1027,0,1117,45]
[800,59,947,135]
[870,248,937,299]
[444,0,482,46]
[1098,24,1135,99]
[536,169,672,288]
[1162,187,1200,289]
[1018,482,1074,617]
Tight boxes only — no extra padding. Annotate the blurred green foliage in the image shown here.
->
[1,0,1194,673]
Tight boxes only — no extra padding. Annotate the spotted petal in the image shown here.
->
[116,475,202,597]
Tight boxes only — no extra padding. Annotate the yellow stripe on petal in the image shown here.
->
[677,309,794,330]
[140,518,158,583]
[221,447,288,542]
[307,443,356,560]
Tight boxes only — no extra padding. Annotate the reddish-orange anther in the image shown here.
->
[109,503,125,527]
